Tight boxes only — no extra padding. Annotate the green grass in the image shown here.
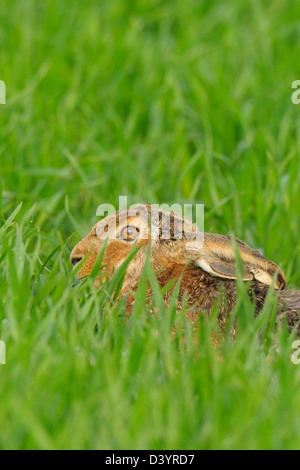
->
[1,0,300,450]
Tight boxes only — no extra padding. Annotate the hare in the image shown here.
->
[70,204,300,335]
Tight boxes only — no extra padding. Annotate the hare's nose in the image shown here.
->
[70,242,87,267]
[71,256,83,266]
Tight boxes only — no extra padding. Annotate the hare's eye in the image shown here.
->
[120,225,140,241]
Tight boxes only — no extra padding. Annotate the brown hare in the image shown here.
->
[70,204,300,335]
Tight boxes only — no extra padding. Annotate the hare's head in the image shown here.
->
[70,204,198,288]
[70,204,286,291]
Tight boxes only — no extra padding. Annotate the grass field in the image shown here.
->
[1,0,300,450]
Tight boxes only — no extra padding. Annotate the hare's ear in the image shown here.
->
[185,233,286,290]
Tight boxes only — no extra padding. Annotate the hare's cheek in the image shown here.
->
[102,242,133,268]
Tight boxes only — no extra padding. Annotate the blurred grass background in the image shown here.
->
[1,0,300,450]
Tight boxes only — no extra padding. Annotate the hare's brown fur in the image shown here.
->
[70,205,300,334]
